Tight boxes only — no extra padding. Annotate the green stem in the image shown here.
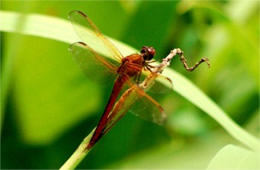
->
[60,128,95,170]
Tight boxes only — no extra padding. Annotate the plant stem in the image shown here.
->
[60,128,95,170]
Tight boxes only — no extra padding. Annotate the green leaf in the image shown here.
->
[13,36,100,144]
[207,144,260,170]
[0,11,259,150]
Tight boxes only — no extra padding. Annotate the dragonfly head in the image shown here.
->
[140,46,156,61]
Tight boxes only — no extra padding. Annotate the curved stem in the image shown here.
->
[60,128,95,170]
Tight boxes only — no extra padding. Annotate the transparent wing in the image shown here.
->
[129,85,166,125]
[150,75,173,93]
[69,10,123,63]
[140,70,173,94]
[146,75,173,94]
[69,41,118,83]
[106,81,166,125]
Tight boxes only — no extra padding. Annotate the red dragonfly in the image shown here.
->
[69,10,172,149]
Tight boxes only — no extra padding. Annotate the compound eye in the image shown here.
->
[143,55,149,61]
[141,46,147,54]
[140,46,155,60]
[148,54,153,60]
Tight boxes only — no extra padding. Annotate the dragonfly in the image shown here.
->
[68,10,173,149]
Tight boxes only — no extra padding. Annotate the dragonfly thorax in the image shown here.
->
[117,54,144,77]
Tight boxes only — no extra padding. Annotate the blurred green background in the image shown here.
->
[1,0,259,169]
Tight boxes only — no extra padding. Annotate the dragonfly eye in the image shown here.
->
[141,46,156,61]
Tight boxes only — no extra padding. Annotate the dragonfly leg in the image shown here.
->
[146,60,156,64]
[145,64,155,73]
[136,71,142,84]
[133,73,138,82]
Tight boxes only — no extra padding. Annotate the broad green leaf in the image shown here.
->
[207,144,260,170]
[0,11,259,150]
[12,36,100,144]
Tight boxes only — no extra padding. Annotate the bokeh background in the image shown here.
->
[1,0,259,169]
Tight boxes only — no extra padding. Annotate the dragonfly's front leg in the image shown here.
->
[145,65,154,73]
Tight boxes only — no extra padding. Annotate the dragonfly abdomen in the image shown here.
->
[87,74,129,149]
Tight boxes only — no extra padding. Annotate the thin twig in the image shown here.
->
[140,48,209,89]
[155,48,210,73]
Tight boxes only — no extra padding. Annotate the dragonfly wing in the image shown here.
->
[112,80,166,125]
[140,70,173,94]
[69,10,123,62]
[129,86,166,125]
[106,74,168,125]
[69,41,117,83]
[147,74,173,94]
[103,84,166,136]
